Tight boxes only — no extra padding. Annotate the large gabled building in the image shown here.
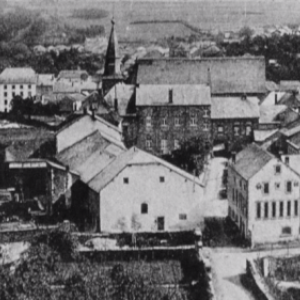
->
[228,143,300,246]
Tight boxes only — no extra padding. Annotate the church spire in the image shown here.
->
[104,18,121,77]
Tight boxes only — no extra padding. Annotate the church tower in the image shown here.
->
[102,18,123,95]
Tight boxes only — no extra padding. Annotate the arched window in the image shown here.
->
[141,203,148,214]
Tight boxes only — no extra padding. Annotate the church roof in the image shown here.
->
[103,19,121,77]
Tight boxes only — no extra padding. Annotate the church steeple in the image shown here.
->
[104,18,121,77]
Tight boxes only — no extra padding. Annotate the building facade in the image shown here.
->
[228,144,300,246]
[135,84,211,155]
[0,68,37,112]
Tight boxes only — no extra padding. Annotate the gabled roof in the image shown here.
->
[0,68,37,84]
[104,83,135,116]
[136,57,266,94]
[53,79,97,94]
[211,96,260,119]
[259,105,287,124]
[87,147,203,193]
[278,81,300,91]
[281,124,300,137]
[254,129,279,143]
[37,74,55,86]
[278,92,300,108]
[57,70,89,81]
[136,84,211,106]
[260,91,286,106]
[232,143,273,180]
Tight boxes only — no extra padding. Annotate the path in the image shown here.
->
[203,157,228,218]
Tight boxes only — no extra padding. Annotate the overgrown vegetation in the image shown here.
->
[0,229,211,300]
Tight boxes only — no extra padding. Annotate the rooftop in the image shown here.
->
[232,143,273,180]
[136,84,211,106]
[0,68,37,84]
[37,74,55,86]
[211,96,260,119]
[254,129,279,143]
[53,80,97,94]
[136,57,266,94]
[57,70,89,81]
[281,154,300,176]
[104,83,135,116]
[87,147,203,193]
[259,105,287,124]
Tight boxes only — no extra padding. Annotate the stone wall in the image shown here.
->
[136,105,211,155]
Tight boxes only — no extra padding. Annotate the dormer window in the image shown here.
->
[190,114,197,126]
[146,135,152,150]
[203,109,209,118]
[161,115,168,127]
[174,115,181,126]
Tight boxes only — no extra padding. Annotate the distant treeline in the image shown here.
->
[72,8,109,20]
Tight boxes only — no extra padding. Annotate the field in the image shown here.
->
[20,0,300,42]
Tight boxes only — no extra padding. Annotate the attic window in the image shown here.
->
[141,203,148,214]
[159,176,165,183]
[275,165,281,175]
[179,214,187,220]
[123,177,129,184]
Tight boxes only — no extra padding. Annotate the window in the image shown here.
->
[4,100,7,105]
[28,85,31,89]
[146,115,152,127]
[174,139,180,150]
[264,202,269,218]
[20,85,23,89]
[28,92,32,97]
[287,181,292,193]
[157,217,165,231]
[217,125,224,133]
[190,114,197,126]
[161,115,167,127]
[159,176,165,183]
[12,92,15,97]
[123,177,129,184]
[275,165,281,175]
[246,125,252,136]
[12,85,15,89]
[280,201,284,217]
[203,122,209,131]
[203,109,209,118]
[256,202,261,219]
[4,92,7,97]
[175,116,180,126]
[4,108,7,113]
[233,125,239,136]
[161,139,168,154]
[285,157,290,165]
[141,203,148,214]
[295,200,299,216]
[275,182,280,190]
[20,92,23,97]
[4,85,7,89]
[179,214,187,220]
[282,226,292,235]
[272,202,276,218]
[263,183,269,194]
[287,201,291,217]
[146,136,152,150]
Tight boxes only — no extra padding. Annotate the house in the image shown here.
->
[57,70,89,82]
[36,74,55,97]
[135,84,211,155]
[53,79,97,95]
[134,56,267,96]
[71,146,204,233]
[228,143,300,246]
[211,95,260,150]
[0,68,37,112]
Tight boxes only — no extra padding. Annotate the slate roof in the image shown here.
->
[254,129,279,142]
[136,84,211,106]
[281,124,300,137]
[0,68,37,84]
[104,83,135,116]
[57,70,89,81]
[278,92,300,108]
[259,105,287,123]
[87,147,203,193]
[278,81,300,91]
[53,80,97,94]
[211,96,260,119]
[37,74,55,86]
[56,131,110,170]
[136,57,266,94]
[281,155,300,176]
[260,91,286,106]
[232,143,273,180]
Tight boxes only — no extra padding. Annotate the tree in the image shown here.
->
[162,136,211,176]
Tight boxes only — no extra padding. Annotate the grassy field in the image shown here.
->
[22,0,300,41]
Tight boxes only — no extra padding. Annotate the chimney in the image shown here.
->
[275,92,278,105]
[114,98,118,111]
[232,151,236,163]
[168,88,173,104]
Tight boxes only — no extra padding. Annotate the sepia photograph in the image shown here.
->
[0,0,300,299]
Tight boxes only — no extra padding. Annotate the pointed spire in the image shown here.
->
[104,18,121,77]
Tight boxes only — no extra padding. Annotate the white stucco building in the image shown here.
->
[74,147,204,233]
[0,68,37,112]
[228,143,300,246]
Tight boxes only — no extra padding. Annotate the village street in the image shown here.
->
[203,157,228,218]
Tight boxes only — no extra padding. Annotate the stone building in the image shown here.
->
[211,95,260,150]
[228,143,300,246]
[135,84,211,155]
